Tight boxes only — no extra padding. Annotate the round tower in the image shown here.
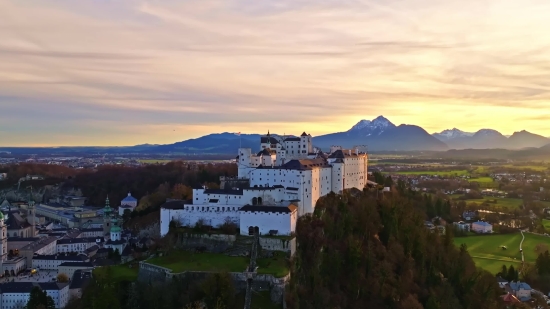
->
[103,197,112,236]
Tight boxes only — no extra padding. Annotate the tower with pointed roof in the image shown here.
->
[0,211,7,264]
[27,187,36,237]
[103,196,112,236]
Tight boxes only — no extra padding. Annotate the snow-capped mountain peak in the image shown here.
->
[349,116,395,132]
[474,129,503,137]
[432,128,475,141]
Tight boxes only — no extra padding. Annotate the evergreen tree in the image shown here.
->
[499,265,508,278]
[25,287,55,309]
[507,265,517,281]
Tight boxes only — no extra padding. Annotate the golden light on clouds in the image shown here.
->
[0,0,549,146]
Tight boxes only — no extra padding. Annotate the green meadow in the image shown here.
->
[454,233,550,274]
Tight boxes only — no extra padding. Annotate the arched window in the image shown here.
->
[254,226,260,235]
[248,226,254,235]
[252,197,258,206]
[257,197,263,205]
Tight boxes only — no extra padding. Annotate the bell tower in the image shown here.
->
[27,186,36,237]
[0,212,7,264]
[103,196,112,236]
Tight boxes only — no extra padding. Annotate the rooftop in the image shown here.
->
[239,204,298,214]
[20,236,58,252]
[33,254,89,261]
[59,262,94,268]
[69,270,92,290]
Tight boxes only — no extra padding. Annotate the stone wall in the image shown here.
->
[138,261,290,304]
[175,233,237,253]
[259,237,296,257]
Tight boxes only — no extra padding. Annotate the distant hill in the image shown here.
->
[433,128,549,150]
[440,143,550,160]
[2,116,549,155]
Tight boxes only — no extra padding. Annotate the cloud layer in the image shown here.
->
[1,0,550,146]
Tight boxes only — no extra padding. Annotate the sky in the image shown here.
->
[1,0,550,146]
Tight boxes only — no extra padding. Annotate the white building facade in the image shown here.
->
[472,221,493,234]
[160,132,368,237]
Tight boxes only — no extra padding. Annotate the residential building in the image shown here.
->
[506,281,532,302]
[462,210,477,221]
[472,221,493,234]
[453,221,471,232]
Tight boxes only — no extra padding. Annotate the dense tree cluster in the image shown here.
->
[66,161,236,206]
[286,190,503,309]
[66,269,238,309]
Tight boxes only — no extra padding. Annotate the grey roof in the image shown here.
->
[327,149,361,159]
[69,270,92,290]
[7,237,40,242]
[0,282,67,293]
[239,204,297,214]
[283,137,300,142]
[245,185,284,191]
[260,137,279,144]
[257,149,275,156]
[81,228,103,232]
[300,132,308,136]
[281,158,329,170]
[161,200,186,210]
[286,187,299,191]
[20,236,58,252]
[33,254,88,261]
[57,237,99,245]
[204,189,244,196]
[59,262,94,267]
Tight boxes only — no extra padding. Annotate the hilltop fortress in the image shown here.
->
[160,132,368,237]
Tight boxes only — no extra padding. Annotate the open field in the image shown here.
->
[393,170,470,176]
[450,196,523,210]
[543,220,550,230]
[454,233,550,274]
[146,251,289,278]
[138,159,173,164]
[502,165,550,172]
[94,264,139,282]
[468,177,495,183]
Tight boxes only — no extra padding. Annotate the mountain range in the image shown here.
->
[1,116,549,154]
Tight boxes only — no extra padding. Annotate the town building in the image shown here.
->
[471,221,493,234]
[58,262,94,279]
[69,270,92,300]
[506,281,532,302]
[453,221,471,232]
[0,282,69,309]
[32,254,90,271]
[19,236,58,263]
[160,132,368,237]
[56,237,100,254]
[118,193,137,216]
